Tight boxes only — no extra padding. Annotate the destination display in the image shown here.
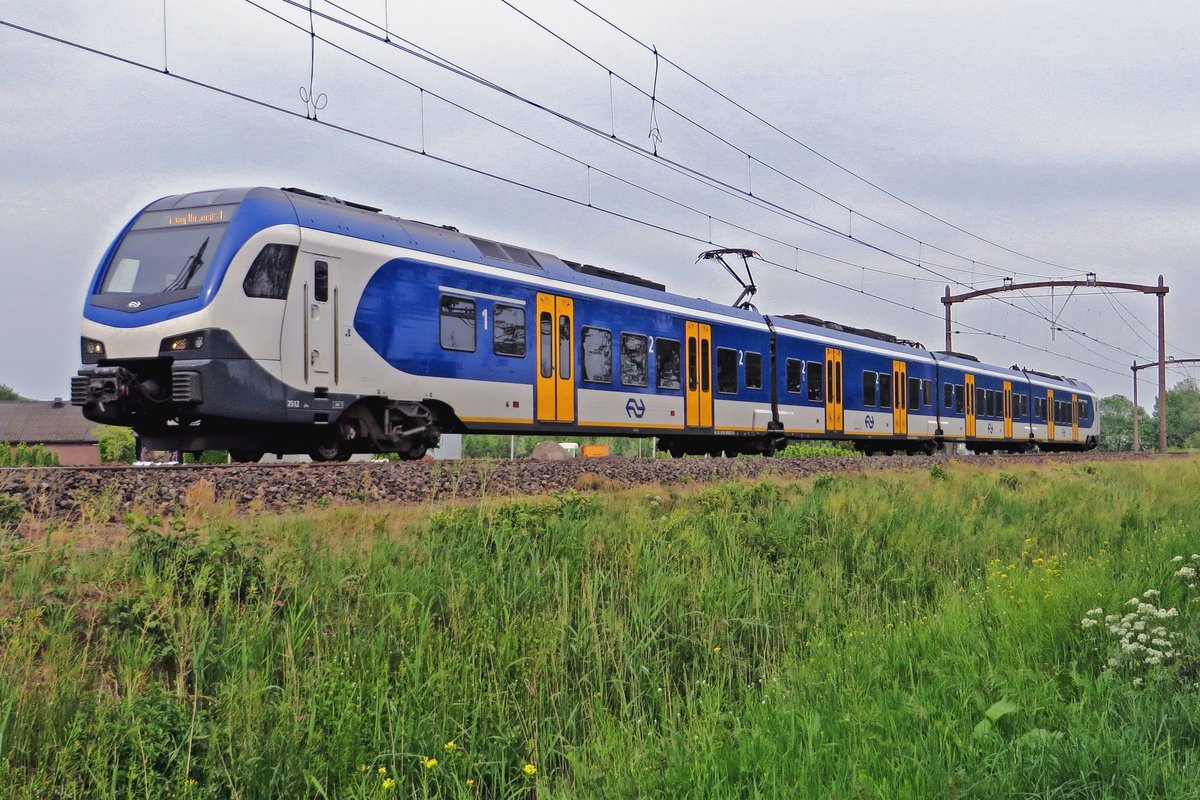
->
[130,203,239,230]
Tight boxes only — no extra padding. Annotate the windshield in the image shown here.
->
[98,204,236,296]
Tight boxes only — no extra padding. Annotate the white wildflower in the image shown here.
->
[1081,617,1099,629]
[1177,566,1197,579]
[1144,589,1160,599]
[1133,677,1144,686]
[1172,555,1185,563]
[1086,608,1104,617]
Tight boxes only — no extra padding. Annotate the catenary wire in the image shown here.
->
[0,16,1134,379]
[264,0,1130,352]
[566,0,1086,277]
[499,0,1084,281]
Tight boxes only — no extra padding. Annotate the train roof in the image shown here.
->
[143,187,1096,395]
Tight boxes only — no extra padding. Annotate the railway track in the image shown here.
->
[0,450,1181,524]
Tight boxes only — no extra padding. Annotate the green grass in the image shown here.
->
[2,458,1200,798]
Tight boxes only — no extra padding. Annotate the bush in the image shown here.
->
[95,425,137,463]
[0,494,22,531]
[0,443,59,467]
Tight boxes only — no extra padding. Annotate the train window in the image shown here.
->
[745,352,763,390]
[879,372,893,409]
[922,380,933,408]
[620,334,648,387]
[700,340,711,393]
[786,359,803,394]
[862,371,878,406]
[955,385,964,414]
[539,313,553,378]
[580,327,612,383]
[717,348,739,394]
[439,295,476,352]
[989,390,998,418]
[656,338,682,390]
[908,377,921,411]
[314,261,329,302]
[1078,398,1091,422]
[493,304,526,358]
[944,383,954,409]
[806,362,823,402]
[243,244,297,299]
[559,315,572,380]
[976,388,986,417]
[687,337,698,391]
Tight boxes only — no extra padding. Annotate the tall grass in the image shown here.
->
[2,459,1200,798]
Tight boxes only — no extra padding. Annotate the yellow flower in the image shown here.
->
[382,777,396,790]
[523,763,537,777]
[712,646,721,653]
[378,767,388,776]
[421,756,438,769]
[466,779,476,788]
[444,740,457,753]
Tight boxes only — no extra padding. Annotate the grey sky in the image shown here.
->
[2,0,1198,402]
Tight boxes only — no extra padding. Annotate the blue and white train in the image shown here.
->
[71,186,1099,461]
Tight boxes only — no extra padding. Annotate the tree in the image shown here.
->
[1098,394,1154,451]
[94,425,137,463]
[1156,378,1200,449]
[0,384,27,401]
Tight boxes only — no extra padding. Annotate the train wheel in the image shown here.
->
[400,441,428,461]
[309,441,350,462]
[229,449,264,463]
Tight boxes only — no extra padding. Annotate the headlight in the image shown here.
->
[161,331,206,352]
[81,337,105,359]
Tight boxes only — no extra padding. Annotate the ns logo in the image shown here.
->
[625,398,646,419]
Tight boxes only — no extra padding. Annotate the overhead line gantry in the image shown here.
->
[943,275,1170,452]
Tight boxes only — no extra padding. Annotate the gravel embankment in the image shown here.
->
[0,450,1175,522]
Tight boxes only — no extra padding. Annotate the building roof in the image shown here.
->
[0,400,101,444]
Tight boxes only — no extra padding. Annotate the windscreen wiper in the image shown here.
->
[164,237,210,293]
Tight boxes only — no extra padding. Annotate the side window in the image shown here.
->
[559,314,571,380]
[314,262,328,303]
[955,385,964,414]
[656,338,681,390]
[976,388,986,417]
[745,352,762,390]
[687,337,698,391]
[922,379,933,407]
[908,376,920,411]
[439,295,476,352]
[243,244,297,299]
[620,333,648,387]
[493,304,526,357]
[539,312,553,378]
[806,361,824,402]
[879,372,893,409]
[580,326,612,383]
[716,347,739,394]
[700,339,711,393]
[944,383,954,409]
[862,371,877,406]
[786,358,803,394]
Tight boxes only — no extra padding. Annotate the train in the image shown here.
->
[71,186,1099,461]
